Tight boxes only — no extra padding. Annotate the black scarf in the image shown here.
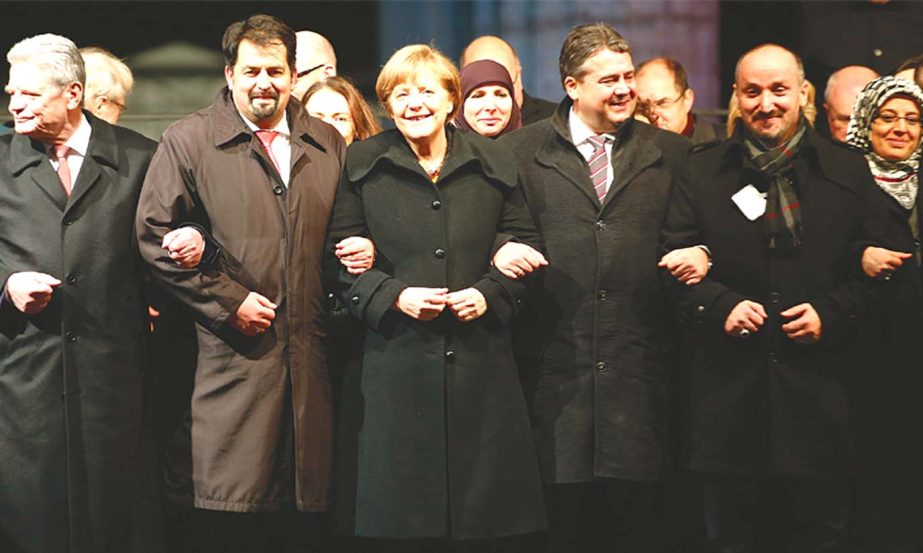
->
[741,119,808,255]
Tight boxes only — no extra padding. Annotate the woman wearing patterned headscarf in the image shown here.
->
[847,75,923,552]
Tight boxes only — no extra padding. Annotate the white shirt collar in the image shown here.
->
[63,112,92,156]
[236,109,290,137]
[568,107,616,147]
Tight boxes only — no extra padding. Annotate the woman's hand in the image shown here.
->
[658,246,710,286]
[446,288,487,322]
[336,236,376,275]
[861,246,911,279]
[394,287,448,320]
[492,242,548,279]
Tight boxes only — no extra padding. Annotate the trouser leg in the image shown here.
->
[785,478,851,553]
[701,474,762,553]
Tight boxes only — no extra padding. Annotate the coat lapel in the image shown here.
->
[9,133,68,211]
[601,122,663,209]
[65,113,118,217]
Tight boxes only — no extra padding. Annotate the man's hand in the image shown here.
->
[658,246,710,286]
[394,287,448,321]
[724,299,767,338]
[781,303,822,345]
[5,272,61,314]
[162,227,205,269]
[446,287,487,322]
[231,292,277,337]
[492,242,548,280]
[861,246,911,280]
[335,236,375,275]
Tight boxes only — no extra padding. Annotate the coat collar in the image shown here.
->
[535,98,663,209]
[211,87,330,154]
[346,125,517,188]
[721,124,863,194]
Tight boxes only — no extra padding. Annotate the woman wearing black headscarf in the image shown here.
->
[455,59,522,138]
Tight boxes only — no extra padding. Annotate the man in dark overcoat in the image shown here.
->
[662,44,886,552]
[135,15,345,552]
[0,34,158,552]
[502,23,689,552]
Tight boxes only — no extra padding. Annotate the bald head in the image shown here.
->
[293,30,336,101]
[733,44,808,147]
[461,35,523,104]
[823,65,878,141]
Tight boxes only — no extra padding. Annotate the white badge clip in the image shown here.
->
[731,184,767,221]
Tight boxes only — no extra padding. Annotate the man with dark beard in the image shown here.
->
[136,14,345,552]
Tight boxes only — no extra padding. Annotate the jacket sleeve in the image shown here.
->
[135,130,250,333]
[324,171,407,332]
[473,183,543,324]
[811,166,890,346]
[661,158,746,331]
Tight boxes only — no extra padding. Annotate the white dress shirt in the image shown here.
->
[49,113,91,191]
[568,108,616,191]
[237,110,292,187]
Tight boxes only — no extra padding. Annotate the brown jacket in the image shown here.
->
[136,89,345,512]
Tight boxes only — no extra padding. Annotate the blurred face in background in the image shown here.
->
[306,87,355,144]
[636,62,693,134]
[463,84,512,137]
[870,95,921,161]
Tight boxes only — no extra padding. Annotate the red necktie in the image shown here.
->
[53,145,72,196]
[255,130,281,174]
[587,135,609,202]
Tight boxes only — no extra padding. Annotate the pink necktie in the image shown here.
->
[255,130,281,174]
[53,145,72,196]
[587,135,609,202]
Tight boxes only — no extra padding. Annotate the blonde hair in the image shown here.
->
[80,47,134,105]
[375,44,461,118]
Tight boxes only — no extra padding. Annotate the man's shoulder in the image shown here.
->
[501,118,554,151]
[105,123,158,154]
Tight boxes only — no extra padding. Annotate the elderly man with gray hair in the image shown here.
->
[80,46,134,124]
[0,33,158,553]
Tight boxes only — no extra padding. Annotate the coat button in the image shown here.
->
[431,200,442,210]
[65,273,77,284]
[696,305,705,313]
[65,332,77,343]
[769,291,781,304]
[595,361,607,372]
[434,248,446,259]
[873,48,883,57]
[768,351,779,364]
[351,295,360,305]
[273,186,284,195]
[597,289,607,301]
[596,220,607,230]
[445,350,455,361]
[63,218,74,226]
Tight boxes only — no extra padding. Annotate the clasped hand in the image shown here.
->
[724,300,821,344]
[394,287,487,322]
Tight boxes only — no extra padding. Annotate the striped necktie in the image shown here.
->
[587,135,609,201]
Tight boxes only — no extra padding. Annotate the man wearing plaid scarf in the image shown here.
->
[662,44,888,553]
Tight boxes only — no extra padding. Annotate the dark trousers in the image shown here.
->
[345,536,523,553]
[701,474,851,553]
[164,504,326,553]
[543,479,662,553]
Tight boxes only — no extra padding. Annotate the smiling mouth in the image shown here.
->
[406,114,432,122]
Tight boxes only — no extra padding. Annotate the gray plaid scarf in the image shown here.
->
[741,119,808,255]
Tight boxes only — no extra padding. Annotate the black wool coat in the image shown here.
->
[0,114,157,553]
[502,100,690,483]
[661,128,887,478]
[327,126,546,540]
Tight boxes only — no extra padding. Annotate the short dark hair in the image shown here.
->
[638,57,689,93]
[222,14,296,71]
[558,22,631,89]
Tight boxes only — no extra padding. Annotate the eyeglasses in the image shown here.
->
[640,89,687,112]
[101,96,127,114]
[297,63,325,79]
[873,111,921,128]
